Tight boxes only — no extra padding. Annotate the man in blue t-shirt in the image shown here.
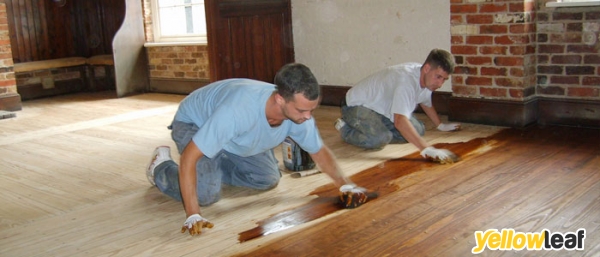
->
[146,63,367,236]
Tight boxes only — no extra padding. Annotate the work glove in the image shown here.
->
[437,123,461,132]
[339,184,368,209]
[420,146,460,164]
[181,214,214,236]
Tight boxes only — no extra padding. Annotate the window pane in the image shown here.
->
[155,0,206,41]
[192,4,206,35]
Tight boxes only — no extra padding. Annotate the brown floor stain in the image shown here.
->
[238,128,510,243]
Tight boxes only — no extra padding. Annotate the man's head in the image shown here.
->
[274,63,321,101]
[273,63,321,124]
[420,49,456,91]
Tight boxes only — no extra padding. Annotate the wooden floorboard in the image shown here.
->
[0,91,598,257]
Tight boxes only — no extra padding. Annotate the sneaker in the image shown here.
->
[146,146,172,186]
[334,118,346,131]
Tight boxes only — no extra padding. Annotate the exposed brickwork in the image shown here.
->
[451,0,537,100]
[146,45,210,80]
[450,0,599,101]
[0,2,17,98]
[141,1,210,81]
[142,0,153,42]
[537,2,600,100]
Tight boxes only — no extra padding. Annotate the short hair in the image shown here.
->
[423,48,456,74]
[274,63,320,101]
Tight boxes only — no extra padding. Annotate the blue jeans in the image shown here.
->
[339,105,425,149]
[153,121,280,206]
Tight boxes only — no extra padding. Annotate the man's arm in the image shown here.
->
[180,141,203,217]
[394,113,429,151]
[394,113,459,163]
[420,103,461,131]
[309,145,352,187]
[419,103,442,127]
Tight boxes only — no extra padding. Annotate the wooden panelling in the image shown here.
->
[5,0,125,63]
[206,0,294,82]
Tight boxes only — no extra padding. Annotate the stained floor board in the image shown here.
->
[2,91,596,256]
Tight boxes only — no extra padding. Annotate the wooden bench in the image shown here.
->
[86,54,115,90]
[12,55,115,99]
[13,57,87,73]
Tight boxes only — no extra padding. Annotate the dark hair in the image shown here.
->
[423,48,456,74]
[274,63,320,101]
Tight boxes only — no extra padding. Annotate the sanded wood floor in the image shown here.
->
[0,91,598,257]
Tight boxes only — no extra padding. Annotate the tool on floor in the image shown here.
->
[281,137,315,171]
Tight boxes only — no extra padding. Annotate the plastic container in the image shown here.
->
[281,137,315,171]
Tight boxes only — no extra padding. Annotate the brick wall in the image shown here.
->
[0,1,19,110]
[146,45,210,80]
[450,0,600,101]
[450,0,537,100]
[142,0,153,42]
[536,1,600,99]
[141,1,210,82]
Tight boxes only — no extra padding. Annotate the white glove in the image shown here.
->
[181,214,214,236]
[340,184,366,194]
[437,123,461,132]
[420,146,459,164]
[339,184,368,208]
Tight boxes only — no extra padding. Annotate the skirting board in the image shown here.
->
[320,85,451,114]
[150,78,211,95]
[538,98,600,128]
[0,93,22,112]
[321,85,600,129]
[449,97,539,128]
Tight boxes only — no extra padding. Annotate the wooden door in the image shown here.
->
[205,0,294,83]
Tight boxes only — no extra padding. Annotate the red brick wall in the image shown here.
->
[450,0,600,101]
[450,0,537,100]
[146,45,210,80]
[0,2,18,99]
[141,1,210,81]
[536,1,600,99]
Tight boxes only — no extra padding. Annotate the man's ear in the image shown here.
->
[422,63,431,73]
[275,93,286,105]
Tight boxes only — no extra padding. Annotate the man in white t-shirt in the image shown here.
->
[335,49,461,163]
[145,63,369,236]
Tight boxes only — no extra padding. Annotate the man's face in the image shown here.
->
[281,93,320,124]
[422,64,450,91]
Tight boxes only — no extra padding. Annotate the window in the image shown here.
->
[546,0,600,7]
[151,0,207,43]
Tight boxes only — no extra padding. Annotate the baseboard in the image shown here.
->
[149,78,211,95]
[320,85,452,115]
[18,79,86,100]
[538,98,600,128]
[449,97,538,128]
[0,92,22,111]
[320,85,349,106]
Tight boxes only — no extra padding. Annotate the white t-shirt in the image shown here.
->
[345,63,433,122]
[174,79,323,158]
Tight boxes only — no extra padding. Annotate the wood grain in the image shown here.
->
[1,91,597,256]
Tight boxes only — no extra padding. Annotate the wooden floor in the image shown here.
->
[0,91,598,257]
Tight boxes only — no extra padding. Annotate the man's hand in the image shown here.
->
[420,146,460,164]
[339,184,369,209]
[437,123,461,132]
[181,214,214,236]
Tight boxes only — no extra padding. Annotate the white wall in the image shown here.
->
[291,0,452,91]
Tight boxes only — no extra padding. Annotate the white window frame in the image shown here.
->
[546,0,600,7]
[150,0,208,44]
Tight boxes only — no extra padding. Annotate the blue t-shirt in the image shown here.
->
[173,78,323,158]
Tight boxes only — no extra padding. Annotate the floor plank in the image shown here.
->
[1,91,597,256]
